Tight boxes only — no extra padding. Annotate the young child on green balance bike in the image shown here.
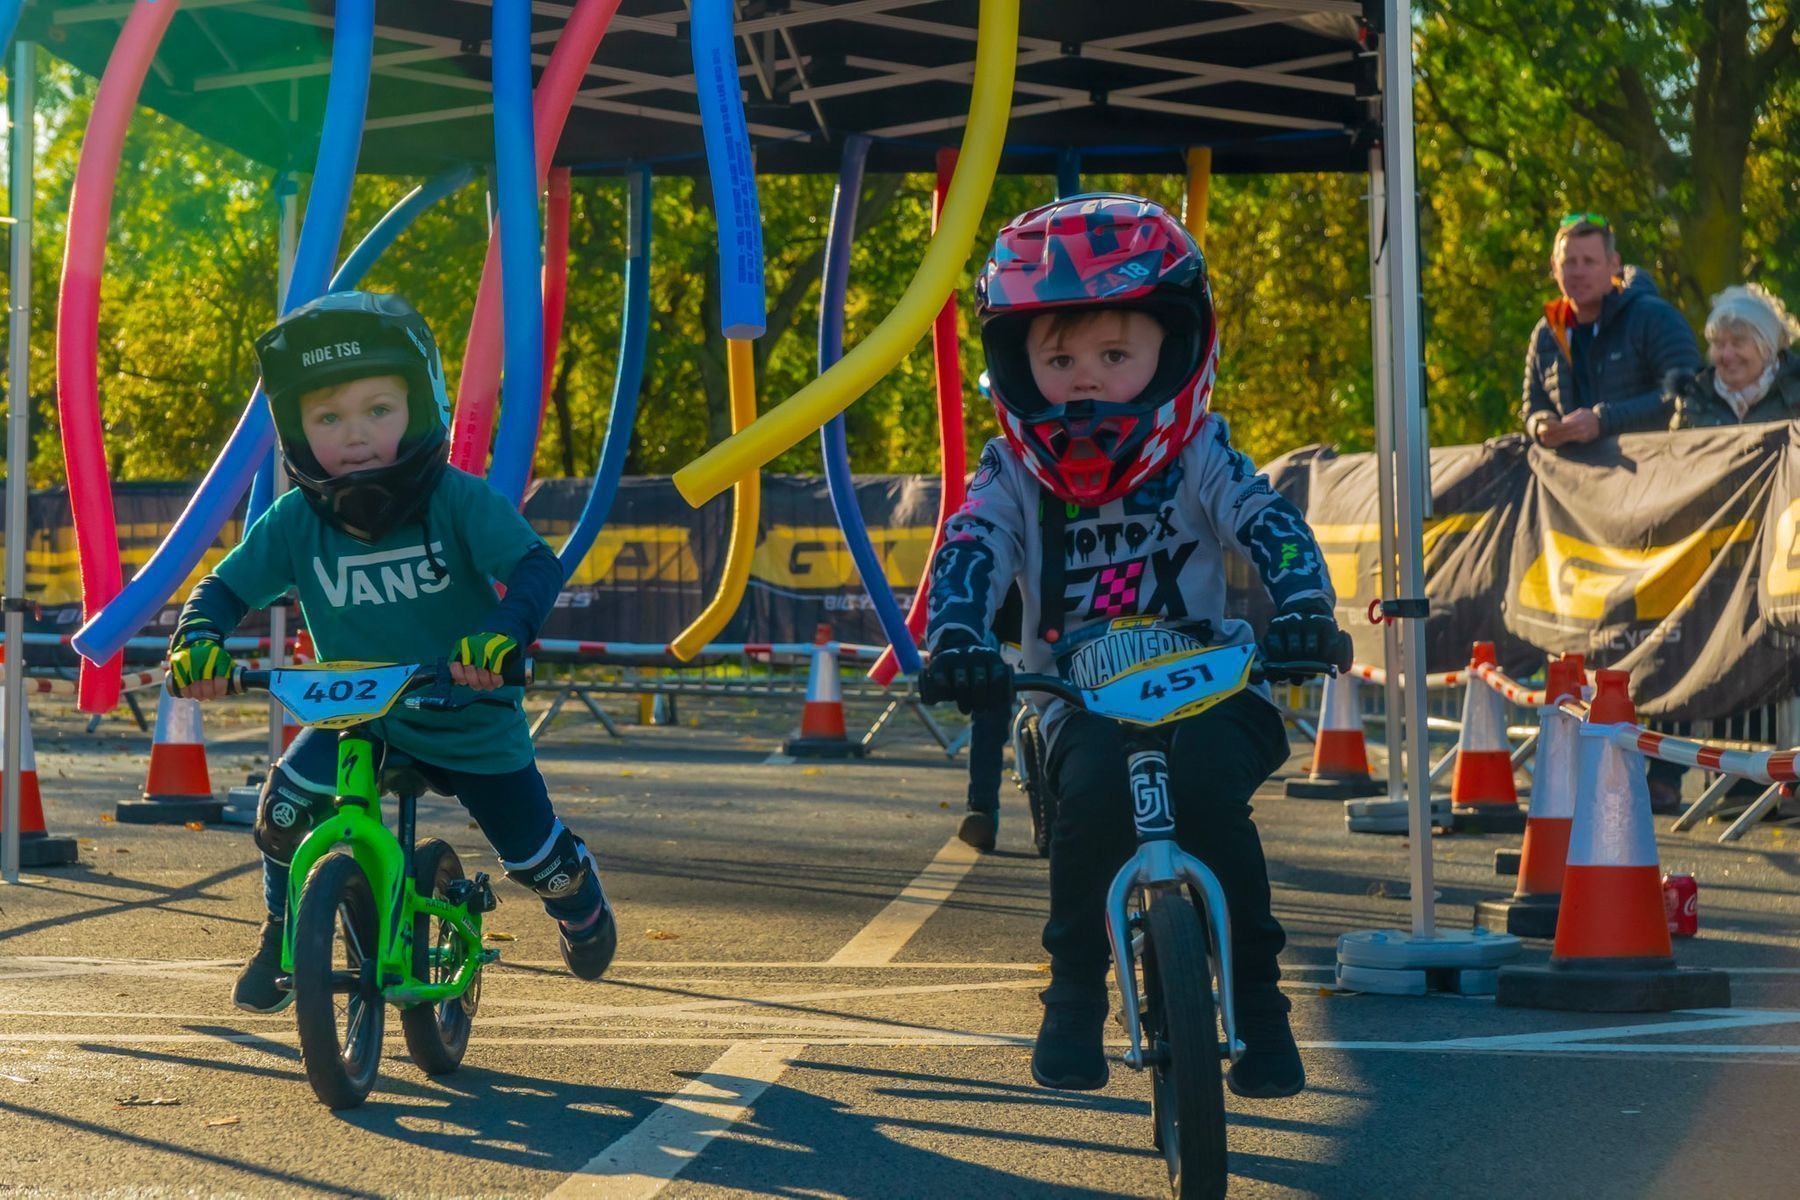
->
[918,195,1344,1099]
[167,291,617,1013]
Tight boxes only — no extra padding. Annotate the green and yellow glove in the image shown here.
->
[167,620,235,694]
[452,631,519,677]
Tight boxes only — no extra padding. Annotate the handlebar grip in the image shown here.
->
[226,667,272,695]
[499,658,528,688]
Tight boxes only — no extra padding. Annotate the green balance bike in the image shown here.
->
[1003,619,1343,1198]
[228,659,520,1109]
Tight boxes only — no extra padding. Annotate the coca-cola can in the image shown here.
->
[1662,873,1698,937]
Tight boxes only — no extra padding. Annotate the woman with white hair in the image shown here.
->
[1668,283,1800,428]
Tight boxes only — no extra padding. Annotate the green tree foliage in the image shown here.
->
[1,5,1794,489]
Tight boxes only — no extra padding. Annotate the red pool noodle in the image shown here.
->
[448,0,622,473]
[871,149,966,685]
[54,0,180,713]
[526,168,573,496]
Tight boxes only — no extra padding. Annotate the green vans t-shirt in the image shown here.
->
[215,467,542,773]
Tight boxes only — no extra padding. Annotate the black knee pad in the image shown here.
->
[502,822,596,901]
[253,763,336,863]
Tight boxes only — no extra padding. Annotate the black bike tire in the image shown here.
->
[400,839,476,1075]
[293,852,386,1110]
[1021,715,1055,860]
[1143,889,1228,1199]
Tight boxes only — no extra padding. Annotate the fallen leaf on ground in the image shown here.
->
[204,1116,240,1128]
[938,801,949,809]
[116,1096,181,1108]
[645,928,677,940]
[114,848,131,854]
[183,822,205,832]
[99,814,115,824]
[802,768,822,776]
[484,932,517,942]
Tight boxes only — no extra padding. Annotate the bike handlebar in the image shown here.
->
[1011,655,1342,712]
[228,659,528,711]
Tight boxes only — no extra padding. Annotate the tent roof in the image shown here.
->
[25,0,1377,178]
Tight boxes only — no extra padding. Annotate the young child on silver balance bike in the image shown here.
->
[166,292,618,1012]
[918,194,1345,1099]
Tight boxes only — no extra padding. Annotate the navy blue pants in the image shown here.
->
[259,726,601,926]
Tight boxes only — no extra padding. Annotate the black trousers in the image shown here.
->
[1042,691,1290,1002]
[966,702,1011,812]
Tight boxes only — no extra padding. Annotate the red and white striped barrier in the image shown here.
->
[1346,662,1468,689]
[528,638,889,663]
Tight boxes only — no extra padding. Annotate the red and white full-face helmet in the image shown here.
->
[976,193,1218,506]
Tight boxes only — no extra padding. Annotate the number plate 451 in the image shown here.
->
[266,662,417,730]
[1080,643,1255,728]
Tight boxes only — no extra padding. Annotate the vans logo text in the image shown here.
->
[313,544,450,607]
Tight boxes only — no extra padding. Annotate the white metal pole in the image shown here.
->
[1380,0,1436,937]
[3,41,33,885]
[267,176,297,762]
[1366,143,1405,807]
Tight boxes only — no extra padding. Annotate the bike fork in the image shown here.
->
[1104,746,1243,1070]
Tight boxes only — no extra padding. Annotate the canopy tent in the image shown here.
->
[3,0,1463,980]
[26,0,1374,177]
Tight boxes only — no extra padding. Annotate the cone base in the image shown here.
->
[16,834,80,868]
[1496,960,1730,1012]
[1286,775,1384,800]
[1452,803,1528,834]
[782,736,867,760]
[1474,893,1559,939]
[116,796,225,825]
[1494,847,1522,876]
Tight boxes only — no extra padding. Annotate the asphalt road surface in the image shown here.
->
[2,692,1797,1199]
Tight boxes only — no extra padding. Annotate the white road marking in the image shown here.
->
[544,1042,794,1200]
[545,833,987,1197]
[826,835,982,968]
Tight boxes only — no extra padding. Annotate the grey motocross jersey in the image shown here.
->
[925,417,1334,737]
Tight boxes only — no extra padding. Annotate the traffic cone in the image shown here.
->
[281,705,301,752]
[1477,656,1585,937]
[1286,672,1383,799]
[783,624,865,759]
[1451,642,1525,832]
[1497,670,1729,1011]
[117,680,223,824]
[0,687,79,867]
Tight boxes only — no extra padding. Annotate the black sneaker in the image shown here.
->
[957,808,998,853]
[1227,1001,1305,1099]
[232,918,292,1014]
[559,903,618,981]
[1031,995,1109,1091]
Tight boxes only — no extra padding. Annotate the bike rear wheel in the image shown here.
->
[401,839,477,1075]
[293,852,386,1109]
[1020,713,1055,859]
[1142,889,1227,1199]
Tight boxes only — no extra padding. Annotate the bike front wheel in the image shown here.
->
[293,851,386,1109]
[1142,889,1227,1199]
[401,839,477,1075]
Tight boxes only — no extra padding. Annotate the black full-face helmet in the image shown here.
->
[253,291,452,543]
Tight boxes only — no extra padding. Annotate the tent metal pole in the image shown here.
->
[267,177,298,763]
[1378,0,1436,938]
[1366,144,1404,809]
[3,40,33,884]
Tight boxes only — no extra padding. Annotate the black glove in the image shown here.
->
[919,631,1013,714]
[1260,601,1352,677]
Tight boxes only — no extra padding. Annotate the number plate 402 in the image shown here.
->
[266,662,417,730]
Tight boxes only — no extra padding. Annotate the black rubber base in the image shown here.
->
[1497,959,1731,1012]
[1474,893,1560,939]
[1494,847,1522,876]
[115,795,225,825]
[782,736,868,759]
[1285,775,1384,800]
[1452,804,1528,834]
[16,833,80,868]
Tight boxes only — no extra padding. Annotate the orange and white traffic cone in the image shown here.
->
[117,679,223,824]
[0,686,79,867]
[1287,672,1383,799]
[1477,655,1586,937]
[280,705,302,752]
[1451,642,1525,832]
[783,624,865,759]
[1497,670,1729,1011]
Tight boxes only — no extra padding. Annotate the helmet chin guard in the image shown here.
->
[977,194,1218,506]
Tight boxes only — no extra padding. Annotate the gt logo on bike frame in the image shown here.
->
[1129,751,1175,838]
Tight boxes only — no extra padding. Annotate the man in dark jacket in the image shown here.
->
[1520,215,1700,447]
